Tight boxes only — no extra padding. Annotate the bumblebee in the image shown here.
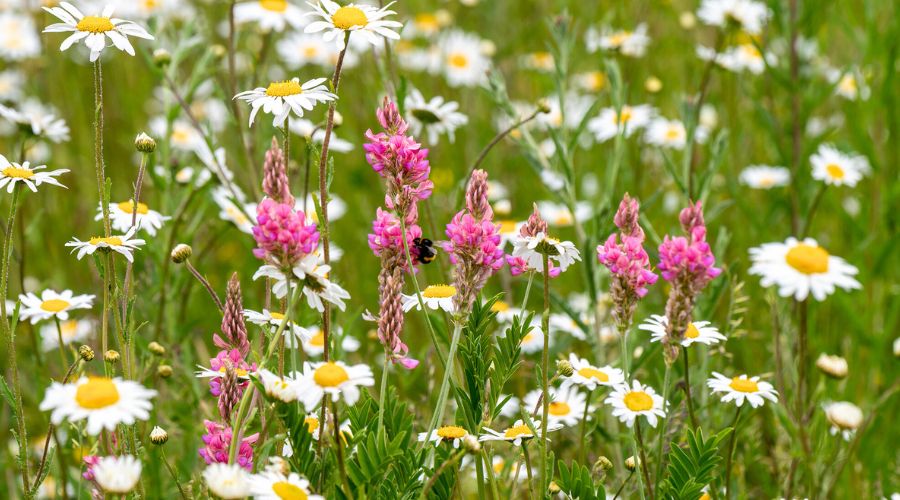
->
[412,237,437,264]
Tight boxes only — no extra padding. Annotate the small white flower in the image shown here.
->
[93,455,142,494]
[418,425,471,448]
[511,232,581,274]
[823,401,863,441]
[644,118,707,150]
[42,2,154,62]
[605,380,667,428]
[402,284,456,313]
[0,12,41,61]
[437,30,492,87]
[517,321,545,354]
[294,360,375,410]
[588,104,655,142]
[39,376,157,435]
[19,289,94,324]
[522,385,589,427]
[586,23,650,57]
[697,0,771,35]
[810,143,869,187]
[479,419,562,446]
[828,67,870,101]
[213,187,256,235]
[66,227,145,263]
[301,325,358,357]
[0,101,70,143]
[289,118,354,152]
[0,155,68,193]
[250,470,324,500]
[536,92,595,131]
[536,201,592,228]
[562,353,624,391]
[245,308,311,348]
[235,77,337,127]
[99,200,171,236]
[739,165,790,189]
[304,0,402,50]
[638,314,726,347]
[203,463,251,499]
[257,369,301,403]
[749,237,861,301]
[548,313,587,340]
[404,88,468,144]
[815,353,848,379]
[40,318,92,352]
[235,0,307,32]
[697,43,774,75]
[0,70,25,101]
[707,372,778,408]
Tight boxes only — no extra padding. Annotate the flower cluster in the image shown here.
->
[252,198,320,267]
[199,420,259,471]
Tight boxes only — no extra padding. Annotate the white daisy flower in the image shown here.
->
[277,31,346,69]
[0,70,25,101]
[478,419,562,446]
[39,376,156,435]
[810,143,869,187]
[707,372,778,408]
[234,0,306,32]
[149,117,205,153]
[301,325,358,356]
[495,220,522,248]
[40,318,92,352]
[0,101,70,143]
[235,77,337,128]
[748,237,861,301]
[304,0,401,50]
[250,471,324,500]
[496,395,521,419]
[402,284,456,313]
[638,314,727,347]
[0,12,41,61]
[605,380,666,428]
[828,68,870,101]
[244,308,311,348]
[823,401,863,441]
[536,201,592,228]
[113,0,189,20]
[644,118,707,150]
[573,71,606,93]
[548,313,587,340]
[536,92,595,131]
[588,104,655,142]
[290,254,351,311]
[99,200,171,236]
[404,89,468,144]
[404,11,451,39]
[19,289,94,324]
[519,322,545,354]
[437,30,491,87]
[511,232,581,273]
[296,193,347,223]
[418,425,471,448]
[93,455,142,494]
[562,354,625,391]
[520,51,555,72]
[815,353,848,379]
[697,0,771,35]
[289,118,354,152]
[65,227,145,263]
[0,156,68,193]
[294,360,375,410]
[257,369,301,403]
[213,187,256,235]
[490,300,522,323]
[42,2,154,62]
[586,23,650,58]
[697,43,773,75]
[739,165,790,189]
[523,385,588,427]
[203,463,251,499]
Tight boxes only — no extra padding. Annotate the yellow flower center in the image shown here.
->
[493,459,505,474]
[217,366,250,377]
[785,243,830,275]
[303,45,319,58]
[617,106,633,124]
[313,362,349,387]
[729,377,759,393]
[825,163,845,180]
[584,71,605,91]
[2,167,34,179]
[685,323,700,339]
[331,6,367,30]
[498,220,518,234]
[259,0,288,13]
[414,13,439,33]
[304,416,319,433]
[271,481,307,500]
[76,16,114,33]
[40,299,70,313]
[270,311,286,320]
[491,301,510,313]
[309,330,325,347]
[60,320,79,338]
[88,236,123,246]
[699,493,711,500]
[608,31,631,46]
[437,425,467,439]
[423,284,456,299]
[117,200,149,215]
[741,44,761,58]
[522,332,535,344]
[758,176,775,187]
[448,53,469,68]
[577,367,609,382]
[840,75,857,92]
[554,213,573,225]
[74,377,120,409]
[623,391,653,412]
[266,80,303,97]
[665,126,682,140]
[548,401,571,416]
[503,424,533,439]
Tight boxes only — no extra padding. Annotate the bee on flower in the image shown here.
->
[749,237,861,301]
[66,227,145,263]
[235,77,337,127]
[707,372,779,408]
[0,154,68,193]
[18,289,94,324]
[639,315,727,347]
[39,376,156,435]
[304,1,402,50]
[42,2,154,62]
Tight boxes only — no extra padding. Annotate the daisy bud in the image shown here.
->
[171,243,192,263]
[679,12,696,29]
[78,345,95,362]
[893,337,899,358]
[148,341,166,356]
[104,350,120,363]
[645,76,663,93]
[595,456,613,472]
[625,456,640,471]
[150,426,168,445]
[548,481,561,494]
[152,48,171,67]
[333,111,344,128]
[158,365,173,378]
[816,353,848,379]
[537,99,552,114]
[556,359,574,378]
[135,132,156,153]
[462,435,481,454]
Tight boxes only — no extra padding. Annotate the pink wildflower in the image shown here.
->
[198,420,259,470]
[251,198,319,266]
[208,349,255,397]
[367,208,423,263]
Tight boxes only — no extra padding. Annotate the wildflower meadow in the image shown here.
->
[1,0,898,498]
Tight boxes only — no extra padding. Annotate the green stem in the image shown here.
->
[398,217,445,369]
[421,320,463,452]
[683,346,699,429]
[724,405,743,498]
[579,389,593,464]
[421,449,466,499]
[652,364,672,494]
[54,317,69,373]
[634,420,653,500]
[160,449,189,500]
[539,252,551,494]
[376,352,390,443]
[522,443,536,500]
